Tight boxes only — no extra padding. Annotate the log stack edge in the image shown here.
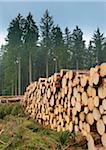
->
[22,63,106,150]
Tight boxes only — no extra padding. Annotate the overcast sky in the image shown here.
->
[0,0,106,47]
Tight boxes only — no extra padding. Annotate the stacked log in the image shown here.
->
[22,63,106,150]
[0,96,23,103]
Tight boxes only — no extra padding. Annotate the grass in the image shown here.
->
[0,103,87,150]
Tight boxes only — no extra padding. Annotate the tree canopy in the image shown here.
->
[0,10,106,95]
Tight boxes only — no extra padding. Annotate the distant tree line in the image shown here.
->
[0,10,106,95]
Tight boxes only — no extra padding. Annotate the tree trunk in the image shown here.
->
[18,58,21,95]
[15,79,17,95]
[11,80,14,95]
[29,52,32,83]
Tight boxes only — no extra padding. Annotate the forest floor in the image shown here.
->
[0,103,87,150]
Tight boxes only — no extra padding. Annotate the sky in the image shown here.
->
[0,0,106,47]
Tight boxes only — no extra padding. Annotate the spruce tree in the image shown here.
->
[40,9,54,77]
[23,12,39,83]
[71,26,85,69]
[92,28,105,64]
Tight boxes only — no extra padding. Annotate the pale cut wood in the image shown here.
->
[96,119,105,135]
[100,63,106,77]
[79,120,83,130]
[68,121,73,132]
[99,105,104,115]
[86,113,94,125]
[72,76,80,87]
[82,129,88,137]
[82,91,88,105]
[75,117,78,125]
[98,87,106,99]
[90,67,97,77]
[86,123,90,133]
[79,112,85,121]
[94,96,99,107]
[50,95,54,107]
[68,70,73,80]
[93,107,101,121]
[101,133,106,148]
[89,77,93,87]
[87,86,93,97]
[75,101,81,112]
[88,97,94,111]
[80,75,88,87]
[67,91,71,101]
[64,86,68,95]
[53,73,61,82]
[47,88,51,99]
[72,107,77,116]
[84,106,89,114]
[68,80,72,88]
[92,87,96,98]
[76,92,81,102]
[62,77,67,88]
[73,87,78,98]
[87,134,96,150]
[92,72,100,85]
[60,69,69,77]
[102,115,106,125]
[71,96,76,107]
[74,125,79,132]
[102,99,106,110]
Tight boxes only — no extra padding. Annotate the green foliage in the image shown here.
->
[58,131,70,147]
[92,28,105,64]
[0,11,106,95]
[11,103,25,117]
[0,103,25,119]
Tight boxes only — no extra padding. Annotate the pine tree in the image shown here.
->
[4,14,23,95]
[84,41,96,68]
[51,25,66,71]
[23,12,39,84]
[71,26,85,69]
[64,27,72,69]
[40,9,54,77]
[92,28,105,64]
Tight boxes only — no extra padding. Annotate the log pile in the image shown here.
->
[22,63,106,150]
[0,96,23,103]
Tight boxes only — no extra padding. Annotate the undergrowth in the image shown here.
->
[0,103,87,150]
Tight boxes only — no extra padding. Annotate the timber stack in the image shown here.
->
[22,63,106,150]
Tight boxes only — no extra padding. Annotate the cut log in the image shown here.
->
[100,63,106,77]
[96,119,105,135]
[88,97,94,111]
[82,92,88,105]
[79,112,85,121]
[68,70,73,80]
[101,133,106,148]
[102,99,106,110]
[68,121,73,132]
[92,72,100,85]
[93,107,101,121]
[87,134,96,150]
[75,101,81,112]
[102,115,106,125]
[86,113,94,125]
[94,96,99,107]
[99,105,104,115]
[84,106,89,114]
[98,87,106,99]
[71,96,76,107]
[80,75,88,87]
